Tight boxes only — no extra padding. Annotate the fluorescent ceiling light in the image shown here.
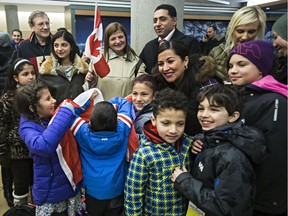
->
[247,0,280,5]
[207,0,230,5]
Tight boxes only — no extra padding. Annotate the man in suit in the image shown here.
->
[139,4,200,74]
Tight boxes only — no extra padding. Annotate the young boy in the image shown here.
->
[124,88,193,215]
[171,85,266,216]
[70,97,132,216]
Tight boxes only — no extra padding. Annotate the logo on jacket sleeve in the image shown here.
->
[198,162,204,172]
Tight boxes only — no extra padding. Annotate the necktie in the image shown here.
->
[159,39,166,46]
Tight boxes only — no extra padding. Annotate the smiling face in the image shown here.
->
[151,108,186,145]
[228,54,263,86]
[232,21,259,46]
[13,64,36,86]
[108,30,126,55]
[31,15,50,40]
[197,98,239,131]
[273,30,288,57]
[12,30,22,44]
[153,9,177,39]
[36,88,57,120]
[53,37,72,62]
[158,49,188,84]
[132,82,154,112]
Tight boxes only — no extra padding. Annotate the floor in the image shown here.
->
[0,167,10,215]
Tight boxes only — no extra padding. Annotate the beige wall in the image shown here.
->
[0,4,65,38]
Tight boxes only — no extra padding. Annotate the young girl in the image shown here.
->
[0,58,36,205]
[39,30,89,106]
[172,85,266,216]
[126,74,154,159]
[227,40,287,216]
[14,81,82,215]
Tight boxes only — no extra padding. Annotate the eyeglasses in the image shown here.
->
[35,22,50,28]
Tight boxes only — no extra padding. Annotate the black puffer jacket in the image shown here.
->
[174,120,266,216]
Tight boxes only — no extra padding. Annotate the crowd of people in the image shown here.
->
[0,3,287,216]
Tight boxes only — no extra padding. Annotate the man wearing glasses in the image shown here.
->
[18,10,52,73]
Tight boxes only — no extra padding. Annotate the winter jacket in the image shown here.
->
[133,103,153,135]
[0,47,16,93]
[38,54,88,106]
[242,78,287,214]
[71,97,132,200]
[174,120,266,216]
[18,32,52,73]
[97,49,146,100]
[18,106,81,205]
[140,28,200,74]
[208,43,229,81]
[124,121,193,215]
[0,91,30,160]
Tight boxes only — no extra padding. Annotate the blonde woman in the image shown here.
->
[96,22,146,100]
[209,6,266,81]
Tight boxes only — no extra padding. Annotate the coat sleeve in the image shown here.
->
[19,107,74,157]
[124,148,148,215]
[175,160,254,216]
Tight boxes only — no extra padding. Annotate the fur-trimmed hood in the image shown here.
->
[39,54,88,76]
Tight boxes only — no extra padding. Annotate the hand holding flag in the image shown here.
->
[84,2,110,78]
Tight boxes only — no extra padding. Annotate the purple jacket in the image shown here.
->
[19,106,81,205]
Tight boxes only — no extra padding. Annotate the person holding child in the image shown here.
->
[70,96,132,216]
[14,81,82,215]
[172,85,266,216]
[227,40,287,216]
[124,88,193,215]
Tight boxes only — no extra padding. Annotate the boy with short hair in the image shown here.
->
[124,88,193,215]
[172,85,266,216]
[70,97,132,216]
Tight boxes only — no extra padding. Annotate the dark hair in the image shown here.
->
[51,30,77,64]
[209,25,217,31]
[3,58,36,92]
[12,29,22,36]
[14,81,48,122]
[132,74,154,92]
[153,40,197,99]
[57,27,68,32]
[90,101,117,132]
[197,85,243,116]
[155,4,177,18]
[152,88,189,117]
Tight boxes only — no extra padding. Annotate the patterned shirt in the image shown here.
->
[124,134,193,215]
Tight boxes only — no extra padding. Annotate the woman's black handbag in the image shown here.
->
[3,203,35,216]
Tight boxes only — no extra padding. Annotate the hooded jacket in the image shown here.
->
[174,120,266,216]
[38,54,88,106]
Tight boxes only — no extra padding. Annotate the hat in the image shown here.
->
[0,32,12,48]
[229,40,274,76]
[272,13,287,41]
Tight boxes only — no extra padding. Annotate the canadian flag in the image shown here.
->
[85,3,110,78]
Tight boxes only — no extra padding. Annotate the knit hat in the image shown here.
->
[0,32,12,48]
[272,13,287,40]
[229,40,274,76]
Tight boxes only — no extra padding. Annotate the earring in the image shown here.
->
[184,65,188,70]
[16,83,20,88]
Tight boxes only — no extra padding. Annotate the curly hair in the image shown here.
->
[14,81,48,123]
[152,88,189,117]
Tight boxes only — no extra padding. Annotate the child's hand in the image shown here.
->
[171,166,187,182]
[90,90,98,101]
[191,139,203,154]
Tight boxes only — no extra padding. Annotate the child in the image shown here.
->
[14,81,82,216]
[70,97,132,216]
[0,58,36,206]
[171,85,266,216]
[124,88,193,215]
[126,74,154,159]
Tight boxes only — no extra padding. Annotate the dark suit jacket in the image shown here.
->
[139,28,200,74]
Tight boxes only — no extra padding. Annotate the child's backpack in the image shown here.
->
[3,203,35,216]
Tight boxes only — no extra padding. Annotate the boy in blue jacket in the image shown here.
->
[70,97,132,216]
